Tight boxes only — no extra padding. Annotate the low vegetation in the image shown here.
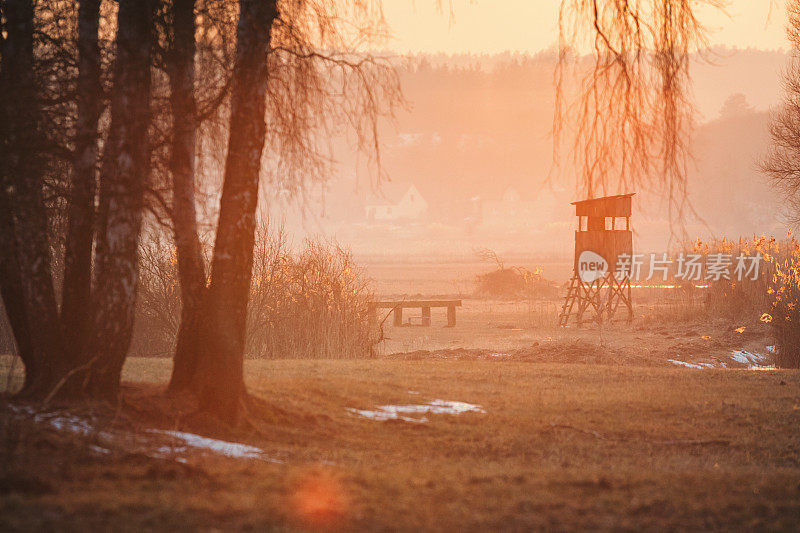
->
[474,248,558,300]
[685,235,800,368]
[127,225,378,362]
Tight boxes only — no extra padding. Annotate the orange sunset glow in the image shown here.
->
[1,1,799,531]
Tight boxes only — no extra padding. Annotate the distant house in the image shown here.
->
[481,186,537,227]
[365,183,428,221]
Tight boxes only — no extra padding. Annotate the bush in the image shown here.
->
[689,235,799,368]
[475,266,558,300]
[762,236,800,368]
[246,225,379,359]
[688,237,770,320]
[131,224,378,360]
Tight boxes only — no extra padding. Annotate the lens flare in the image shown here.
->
[289,470,349,529]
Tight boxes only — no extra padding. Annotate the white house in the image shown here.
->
[365,183,428,221]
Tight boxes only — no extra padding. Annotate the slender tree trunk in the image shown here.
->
[60,0,102,390]
[85,0,155,399]
[0,1,36,380]
[190,0,278,421]
[0,0,65,398]
[166,0,207,393]
[0,190,36,388]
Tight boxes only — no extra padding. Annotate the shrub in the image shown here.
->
[688,235,799,368]
[475,266,558,300]
[131,224,378,360]
[246,225,379,359]
[762,235,800,368]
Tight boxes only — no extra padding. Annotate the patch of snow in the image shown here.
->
[47,416,95,435]
[490,353,511,358]
[407,390,420,395]
[348,399,485,422]
[7,404,35,416]
[148,430,282,463]
[730,350,775,369]
[668,359,715,369]
[89,445,111,455]
[33,412,112,439]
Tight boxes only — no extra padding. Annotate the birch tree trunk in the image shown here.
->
[61,0,102,391]
[190,0,278,421]
[0,1,36,376]
[85,0,155,399]
[0,0,65,398]
[166,0,208,393]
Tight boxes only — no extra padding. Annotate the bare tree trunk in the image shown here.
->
[0,191,36,386]
[61,0,102,391]
[0,2,36,376]
[166,0,207,393]
[190,0,278,421]
[85,0,155,399]
[0,0,65,398]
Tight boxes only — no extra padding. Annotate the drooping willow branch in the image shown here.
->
[555,0,724,223]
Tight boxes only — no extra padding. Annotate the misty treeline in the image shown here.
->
[0,0,397,420]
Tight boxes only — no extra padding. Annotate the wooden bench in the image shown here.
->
[369,300,462,327]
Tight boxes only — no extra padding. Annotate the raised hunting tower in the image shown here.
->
[558,193,635,326]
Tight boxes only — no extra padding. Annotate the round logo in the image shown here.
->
[578,250,608,283]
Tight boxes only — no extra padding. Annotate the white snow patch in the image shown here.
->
[730,350,775,369]
[490,353,512,358]
[89,445,111,455]
[7,404,35,416]
[348,399,485,422]
[148,430,282,463]
[33,412,112,439]
[20,409,280,464]
[668,359,715,369]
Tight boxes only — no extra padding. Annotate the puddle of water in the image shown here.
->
[348,399,485,422]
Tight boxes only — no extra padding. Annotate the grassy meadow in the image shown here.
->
[2,330,800,530]
[2,258,800,531]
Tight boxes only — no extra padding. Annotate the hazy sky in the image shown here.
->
[380,1,789,54]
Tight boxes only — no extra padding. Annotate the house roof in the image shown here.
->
[570,193,636,206]
[571,193,635,218]
[366,182,420,205]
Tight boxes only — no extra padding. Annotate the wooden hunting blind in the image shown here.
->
[559,193,635,326]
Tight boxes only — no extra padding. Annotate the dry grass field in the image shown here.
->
[2,314,800,531]
[1,266,798,531]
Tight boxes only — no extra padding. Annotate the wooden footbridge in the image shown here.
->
[369,300,461,327]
